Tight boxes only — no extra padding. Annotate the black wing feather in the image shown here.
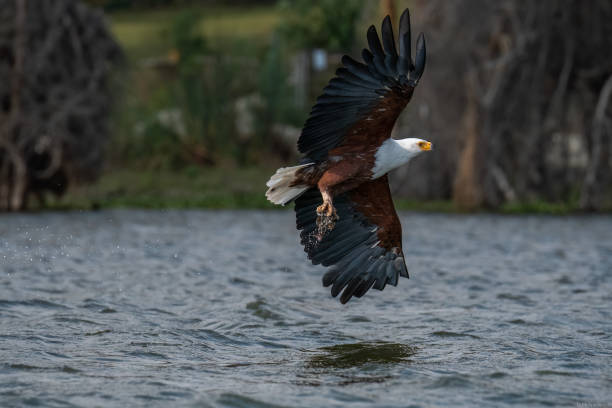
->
[367,25,385,62]
[398,8,413,74]
[295,188,406,304]
[297,8,426,162]
[381,16,399,75]
[411,32,427,85]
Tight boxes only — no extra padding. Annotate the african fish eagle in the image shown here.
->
[266,9,430,304]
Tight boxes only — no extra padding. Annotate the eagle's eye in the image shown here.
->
[417,141,432,151]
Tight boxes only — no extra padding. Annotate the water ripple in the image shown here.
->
[0,210,610,407]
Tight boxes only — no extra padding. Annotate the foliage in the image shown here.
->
[249,37,305,161]
[257,39,295,125]
[113,11,235,168]
[112,8,303,169]
[170,11,208,69]
[276,0,364,51]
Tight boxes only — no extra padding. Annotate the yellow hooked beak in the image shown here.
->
[418,141,432,151]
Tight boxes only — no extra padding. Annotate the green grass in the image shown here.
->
[45,166,280,211]
[395,199,588,214]
[40,166,597,214]
[393,199,458,213]
[499,200,581,215]
[110,5,281,59]
[43,166,463,212]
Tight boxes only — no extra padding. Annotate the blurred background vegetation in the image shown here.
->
[1,0,611,212]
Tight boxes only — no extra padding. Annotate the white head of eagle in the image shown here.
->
[371,138,432,179]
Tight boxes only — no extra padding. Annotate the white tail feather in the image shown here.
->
[265,163,313,205]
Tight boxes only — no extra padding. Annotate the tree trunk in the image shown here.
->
[381,0,396,22]
[453,74,484,209]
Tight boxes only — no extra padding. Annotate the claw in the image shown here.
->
[315,202,339,240]
[316,202,327,215]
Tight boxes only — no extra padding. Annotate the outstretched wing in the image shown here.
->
[298,9,426,162]
[295,176,407,304]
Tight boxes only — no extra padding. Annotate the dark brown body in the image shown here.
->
[292,148,376,198]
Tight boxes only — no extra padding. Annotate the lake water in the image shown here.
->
[1,210,611,407]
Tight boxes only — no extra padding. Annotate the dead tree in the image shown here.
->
[0,0,121,210]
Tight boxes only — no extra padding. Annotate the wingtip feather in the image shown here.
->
[398,8,413,73]
[381,15,397,58]
[414,32,426,77]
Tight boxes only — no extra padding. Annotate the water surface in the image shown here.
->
[1,210,611,407]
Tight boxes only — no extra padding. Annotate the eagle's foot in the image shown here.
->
[316,200,338,217]
[315,202,339,240]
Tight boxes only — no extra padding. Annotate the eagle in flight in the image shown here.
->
[266,9,430,304]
